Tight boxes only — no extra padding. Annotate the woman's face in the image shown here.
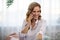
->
[32,6,41,20]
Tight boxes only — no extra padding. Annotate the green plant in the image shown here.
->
[7,0,14,8]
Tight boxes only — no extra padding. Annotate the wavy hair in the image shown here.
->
[26,2,41,22]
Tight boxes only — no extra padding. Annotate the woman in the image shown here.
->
[6,2,47,40]
[20,2,47,40]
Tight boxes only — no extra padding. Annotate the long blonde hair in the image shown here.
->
[26,2,41,22]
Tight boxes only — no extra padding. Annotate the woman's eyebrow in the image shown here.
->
[33,10,41,12]
[37,10,41,12]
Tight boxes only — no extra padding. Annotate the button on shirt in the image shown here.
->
[20,19,47,40]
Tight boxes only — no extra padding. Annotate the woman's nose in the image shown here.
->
[35,12,39,15]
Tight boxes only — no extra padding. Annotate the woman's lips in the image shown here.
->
[33,16,38,19]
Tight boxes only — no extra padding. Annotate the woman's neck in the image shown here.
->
[31,19,38,29]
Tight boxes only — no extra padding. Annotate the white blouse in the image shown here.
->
[20,19,47,40]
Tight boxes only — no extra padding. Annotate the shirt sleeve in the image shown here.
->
[39,20,47,35]
[20,20,27,37]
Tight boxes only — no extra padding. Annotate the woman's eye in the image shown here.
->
[38,10,41,12]
[37,11,39,12]
[33,11,36,12]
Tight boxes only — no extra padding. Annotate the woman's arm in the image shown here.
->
[36,20,47,40]
[21,14,33,34]
[21,23,30,34]
[5,33,19,40]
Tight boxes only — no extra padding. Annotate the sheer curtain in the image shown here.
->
[42,0,60,40]
[0,0,60,40]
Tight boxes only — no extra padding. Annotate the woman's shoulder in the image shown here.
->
[23,19,28,24]
[39,19,46,23]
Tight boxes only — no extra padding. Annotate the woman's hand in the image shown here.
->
[21,14,33,34]
[36,33,42,40]
[5,33,19,40]
[27,14,33,24]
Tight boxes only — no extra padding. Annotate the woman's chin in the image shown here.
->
[34,16,38,20]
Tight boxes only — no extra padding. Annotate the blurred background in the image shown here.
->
[0,0,60,40]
